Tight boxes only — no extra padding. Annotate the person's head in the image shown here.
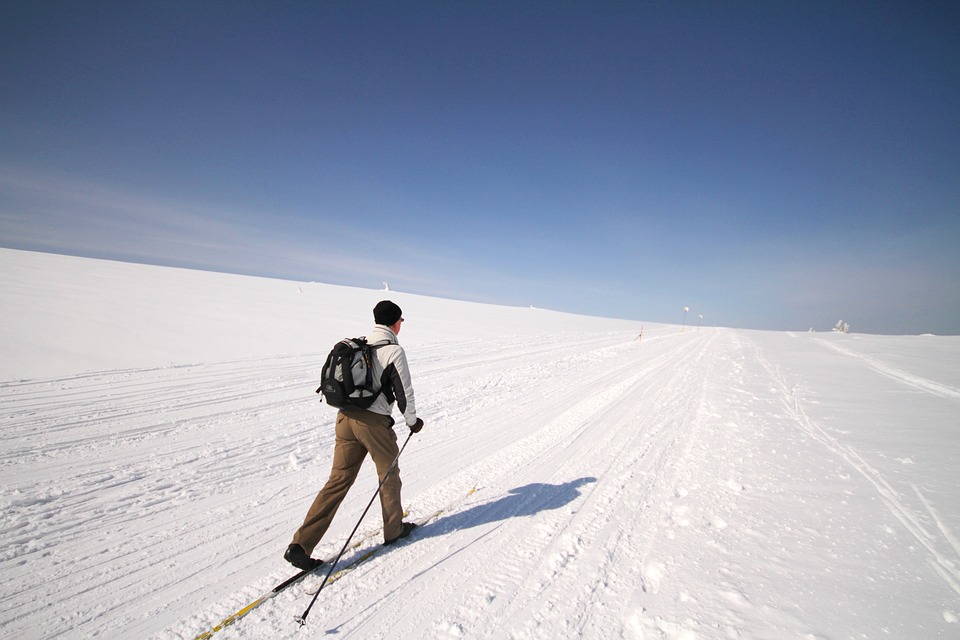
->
[373,300,404,333]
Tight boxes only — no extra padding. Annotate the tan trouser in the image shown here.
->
[292,409,403,555]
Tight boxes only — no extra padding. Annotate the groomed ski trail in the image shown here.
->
[248,328,724,639]
[7,324,957,639]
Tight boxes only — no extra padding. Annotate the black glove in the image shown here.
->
[409,418,424,434]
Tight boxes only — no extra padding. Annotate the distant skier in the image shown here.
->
[284,300,425,571]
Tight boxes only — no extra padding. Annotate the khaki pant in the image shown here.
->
[292,409,404,555]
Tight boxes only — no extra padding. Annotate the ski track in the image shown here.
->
[1,355,332,639]
[3,326,958,639]
[1,329,659,639]
[753,342,960,600]
[814,338,960,401]
[208,328,728,640]
[318,333,713,639]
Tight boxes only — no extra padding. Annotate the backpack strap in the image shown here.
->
[360,341,391,392]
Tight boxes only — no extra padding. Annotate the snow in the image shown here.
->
[1,248,959,640]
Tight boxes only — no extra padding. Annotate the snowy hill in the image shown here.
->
[1,249,958,639]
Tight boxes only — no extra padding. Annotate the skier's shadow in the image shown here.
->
[318,477,598,635]
[417,477,597,540]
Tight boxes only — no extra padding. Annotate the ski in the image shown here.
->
[191,520,400,640]
[304,483,479,595]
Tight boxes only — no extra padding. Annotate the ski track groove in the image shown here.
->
[753,338,960,598]
[503,334,715,639]
[8,326,953,638]
[301,331,717,639]
[814,338,960,401]
[2,329,669,639]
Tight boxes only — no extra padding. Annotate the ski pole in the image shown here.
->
[296,430,414,628]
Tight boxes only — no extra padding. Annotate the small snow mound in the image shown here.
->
[670,505,691,527]
[720,589,750,608]
[622,609,646,639]
[436,619,465,637]
[642,562,666,594]
[656,617,699,640]
[725,479,744,492]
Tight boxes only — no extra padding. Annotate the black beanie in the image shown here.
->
[373,300,403,326]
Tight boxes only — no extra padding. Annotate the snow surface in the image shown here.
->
[2,248,959,640]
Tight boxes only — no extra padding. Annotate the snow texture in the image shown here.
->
[1,248,959,639]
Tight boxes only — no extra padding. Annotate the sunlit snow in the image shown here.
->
[2,249,958,639]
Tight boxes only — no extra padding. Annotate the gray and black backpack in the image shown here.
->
[316,338,388,409]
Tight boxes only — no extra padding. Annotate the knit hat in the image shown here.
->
[373,300,403,326]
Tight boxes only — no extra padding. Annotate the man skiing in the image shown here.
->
[284,300,425,571]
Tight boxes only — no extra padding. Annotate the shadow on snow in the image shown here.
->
[416,477,597,540]
[315,477,598,634]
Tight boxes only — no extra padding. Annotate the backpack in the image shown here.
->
[316,338,387,409]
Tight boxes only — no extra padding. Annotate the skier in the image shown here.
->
[284,300,425,571]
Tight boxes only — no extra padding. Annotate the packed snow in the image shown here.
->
[1,248,958,639]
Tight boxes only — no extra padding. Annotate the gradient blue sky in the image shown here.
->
[2,1,958,334]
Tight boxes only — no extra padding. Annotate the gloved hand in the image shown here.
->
[409,418,424,434]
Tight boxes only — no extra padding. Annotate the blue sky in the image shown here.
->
[2,1,958,334]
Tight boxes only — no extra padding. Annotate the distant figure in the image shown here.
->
[284,301,424,571]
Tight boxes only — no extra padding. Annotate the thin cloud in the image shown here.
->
[0,165,481,295]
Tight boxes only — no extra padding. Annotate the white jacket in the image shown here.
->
[365,325,418,427]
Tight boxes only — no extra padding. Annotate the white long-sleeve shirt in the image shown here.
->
[365,324,418,427]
